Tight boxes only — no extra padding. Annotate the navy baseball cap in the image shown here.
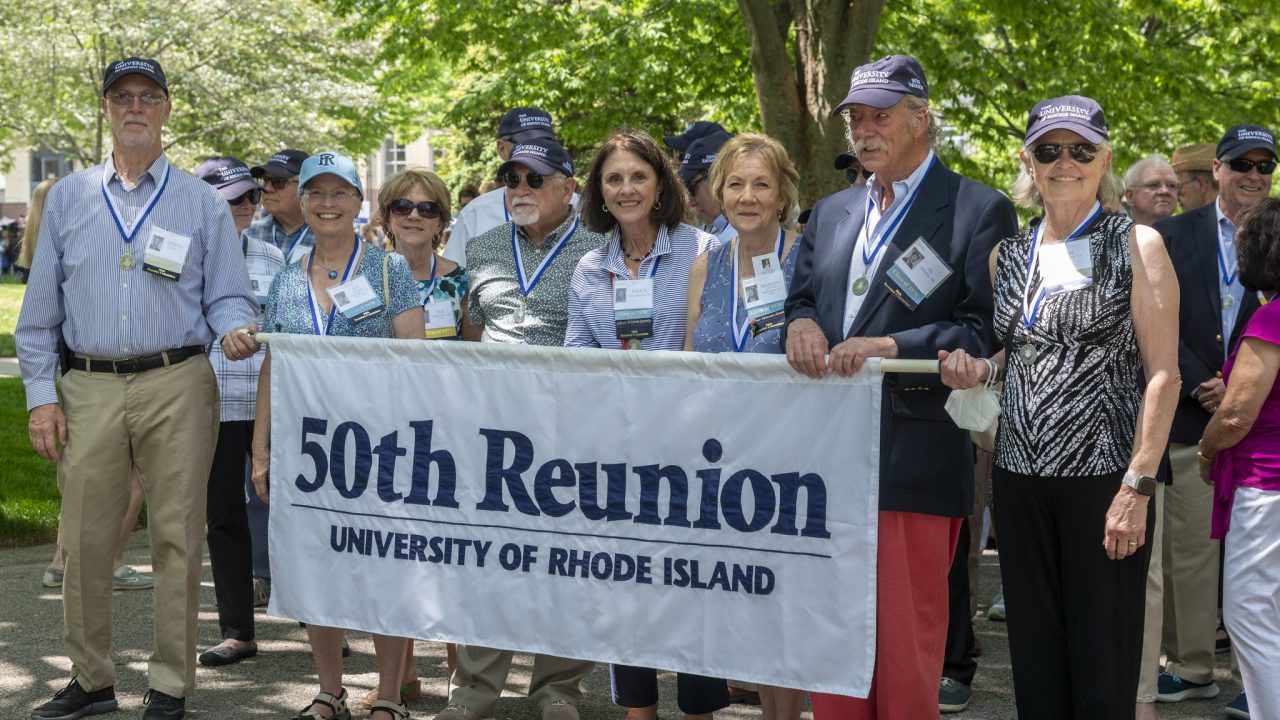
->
[195,157,259,200]
[497,139,575,179]
[1024,96,1109,147]
[496,107,557,143]
[1217,124,1277,160]
[103,57,167,95]
[298,151,363,199]
[833,55,928,114]
[664,121,727,152]
[679,131,734,182]
[250,150,309,179]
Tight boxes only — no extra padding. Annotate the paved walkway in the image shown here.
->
[0,535,1242,719]
[0,357,19,377]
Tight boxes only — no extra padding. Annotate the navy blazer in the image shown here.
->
[784,160,1018,518]
[1155,203,1260,444]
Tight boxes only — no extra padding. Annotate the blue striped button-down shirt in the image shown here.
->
[565,222,719,350]
[16,154,258,410]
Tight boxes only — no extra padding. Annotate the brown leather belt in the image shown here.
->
[69,345,205,375]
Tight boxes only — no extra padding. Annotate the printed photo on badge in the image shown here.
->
[149,234,164,252]
[334,290,349,305]
[615,287,627,303]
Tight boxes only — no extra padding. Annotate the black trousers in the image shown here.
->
[207,420,254,641]
[992,468,1152,720]
[610,664,729,714]
[942,517,977,685]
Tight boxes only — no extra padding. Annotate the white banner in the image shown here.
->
[267,335,881,696]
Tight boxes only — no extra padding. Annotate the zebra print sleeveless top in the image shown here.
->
[993,213,1140,477]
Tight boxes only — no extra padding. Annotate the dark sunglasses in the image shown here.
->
[1227,157,1277,175]
[1032,143,1099,165]
[502,171,545,190]
[388,198,443,218]
[845,167,873,184]
[230,188,262,206]
[263,176,299,190]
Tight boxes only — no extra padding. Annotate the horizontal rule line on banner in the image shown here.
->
[291,503,835,560]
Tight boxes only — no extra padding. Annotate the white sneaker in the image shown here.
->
[987,591,1006,621]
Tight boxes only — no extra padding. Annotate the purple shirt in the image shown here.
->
[1211,298,1280,537]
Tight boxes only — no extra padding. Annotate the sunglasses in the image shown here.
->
[845,167,873,184]
[502,171,545,190]
[263,176,299,190]
[389,198,443,219]
[230,188,262,206]
[1227,157,1277,175]
[1032,143,1099,165]
[104,91,167,107]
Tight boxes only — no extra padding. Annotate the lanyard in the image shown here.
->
[418,253,439,303]
[730,228,785,352]
[277,224,312,262]
[306,238,362,336]
[99,162,171,244]
[513,215,578,298]
[860,154,937,269]
[1217,225,1238,287]
[1021,202,1103,329]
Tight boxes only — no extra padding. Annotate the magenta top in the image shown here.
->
[1211,298,1280,538]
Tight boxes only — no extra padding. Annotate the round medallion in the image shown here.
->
[513,301,526,324]
[119,253,136,270]
[852,276,870,296]
[1222,295,1235,310]
[1018,344,1039,364]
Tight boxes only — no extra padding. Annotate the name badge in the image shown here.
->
[327,275,384,323]
[142,227,192,281]
[424,298,458,339]
[249,273,275,308]
[744,253,788,336]
[1039,238,1094,295]
[613,277,655,345]
[884,237,953,310]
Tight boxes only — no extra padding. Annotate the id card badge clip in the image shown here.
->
[142,227,193,281]
[613,277,655,348]
[328,275,384,323]
[744,254,788,336]
[249,273,274,308]
[884,237,953,310]
[424,298,458,339]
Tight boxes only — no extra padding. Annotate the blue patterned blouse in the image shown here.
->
[264,240,419,338]
[691,237,799,353]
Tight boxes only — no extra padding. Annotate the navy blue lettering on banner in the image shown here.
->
[405,420,459,508]
[534,459,577,517]
[578,463,634,521]
[721,469,776,533]
[634,465,693,527]
[771,473,830,538]
[374,431,407,502]
[330,421,372,498]
[477,429,539,514]
[297,417,329,492]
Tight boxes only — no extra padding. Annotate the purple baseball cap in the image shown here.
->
[1217,124,1277,160]
[833,55,928,114]
[1024,96,1109,147]
[496,139,575,178]
[195,157,259,200]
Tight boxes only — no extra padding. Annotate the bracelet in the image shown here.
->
[1196,451,1215,465]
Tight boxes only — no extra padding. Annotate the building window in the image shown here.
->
[382,138,406,179]
[31,151,73,193]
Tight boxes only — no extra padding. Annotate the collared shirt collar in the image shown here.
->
[107,152,169,191]
[605,223,673,278]
[710,214,731,235]
[867,149,935,210]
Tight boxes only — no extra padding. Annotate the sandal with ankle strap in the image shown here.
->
[292,689,352,720]
[370,698,410,720]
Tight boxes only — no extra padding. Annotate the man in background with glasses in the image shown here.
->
[1172,143,1219,213]
[18,57,259,720]
[247,149,311,263]
[1150,124,1276,717]
[1124,155,1179,228]
[444,106,578,268]
[443,139,604,720]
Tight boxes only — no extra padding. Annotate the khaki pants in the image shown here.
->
[449,647,594,716]
[1136,482,1166,702]
[59,357,218,697]
[1161,443,1219,684]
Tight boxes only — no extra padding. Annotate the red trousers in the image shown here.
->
[811,510,962,720]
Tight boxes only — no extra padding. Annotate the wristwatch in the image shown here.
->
[1122,470,1158,496]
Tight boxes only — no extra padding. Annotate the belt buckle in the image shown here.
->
[112,358,139,374]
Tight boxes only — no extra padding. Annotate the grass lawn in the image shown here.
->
[0,275,23,358]
[0,377,59,547]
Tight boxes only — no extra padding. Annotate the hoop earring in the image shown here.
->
[602,203,610,213]
[654,200,661,210]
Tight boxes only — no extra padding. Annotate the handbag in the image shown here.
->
[944,312,1019,452]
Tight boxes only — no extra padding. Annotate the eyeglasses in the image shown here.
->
[302,188,360,203]
[1032,143,1099,165]
[845,168,873,184]
[1227,157,1277,175]
[389,199,443,218]
[263,176,299,191]
[104,91,167,107]
[502,171,545,190]
[1136,180,1178,192]
[230,188,262,206]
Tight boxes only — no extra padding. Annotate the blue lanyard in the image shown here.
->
[277,224,312,263]
[1021,203,1103,329]
[418,253,439,303]
[307,238,362,336]
[512,216,578,298]
[730,228,785,352]
[860,154,937,268]
[1217,223,1238,287]
[99,162,171,244]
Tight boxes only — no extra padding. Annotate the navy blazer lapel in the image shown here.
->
[826,187,866,340]
[1195,204,1221,314]
[848,164,948,338]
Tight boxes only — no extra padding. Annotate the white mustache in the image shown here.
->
[852,139,886,155]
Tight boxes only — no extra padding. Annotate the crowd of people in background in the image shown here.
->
[12,51,1280,720]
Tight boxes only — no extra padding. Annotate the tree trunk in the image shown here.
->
[738,0,886,208]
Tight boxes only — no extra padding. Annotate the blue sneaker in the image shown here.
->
[1156,672,1220,702]
[1225,691,1249,719]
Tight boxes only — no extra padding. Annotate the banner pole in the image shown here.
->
[253,332,272,344]
[869,358,941,374]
